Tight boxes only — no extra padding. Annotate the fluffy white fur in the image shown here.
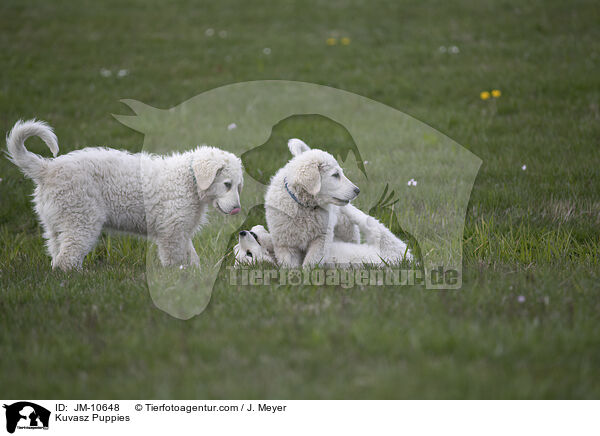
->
[6,119,243,271]
[235,206,412,266]
[265,138,360,267]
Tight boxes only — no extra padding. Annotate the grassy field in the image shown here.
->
[1,0,599,398]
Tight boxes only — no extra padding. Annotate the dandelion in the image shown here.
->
[227,123,237,131]
[341,37,351,45]
[100,68,111,77]
[263,47,271,55]
[117,69,129,78]
[480,91,491,100]
[218,30,228,38]
[521,164,527,171]
[205,28,215,37]
[491,89,502,98]
[517,295,526,303]
[326,37,337,46]
[449,45,460,54]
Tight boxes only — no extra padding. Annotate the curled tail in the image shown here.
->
[6,119,58,181]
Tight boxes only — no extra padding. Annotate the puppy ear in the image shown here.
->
[288,138,311,156]
[192,159,223,191]
[292,161,321,196]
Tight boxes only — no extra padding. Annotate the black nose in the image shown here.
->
[354,187,360,195]
[239,231,247,236]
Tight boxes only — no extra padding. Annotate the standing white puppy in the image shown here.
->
[6,119,243,270]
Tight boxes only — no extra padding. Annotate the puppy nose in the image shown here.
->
[239,230,247,236]
[354,187,360,195]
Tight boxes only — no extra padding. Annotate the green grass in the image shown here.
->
[1,0,600,398]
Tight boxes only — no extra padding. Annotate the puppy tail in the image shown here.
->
[6,119,58,180]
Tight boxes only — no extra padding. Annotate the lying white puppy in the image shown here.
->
[6,119,243,270]
[265,139,360,268]
[233,225,275,265]
[234,205,412,266]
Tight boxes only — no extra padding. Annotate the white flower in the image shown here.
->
[227,123,237,131]
[179,265,184,270]
[517,295,525,303]
[364,161,369,165]
[218,30,228,38]
[0,178,3,182]
[438,46,447,53]
[521,164,527,171]
[407,178,418,186]
[449,45,460,54]
[100,68,111,77]
[263,47,271,55]
[205,28,215,37]
[117,69,129,77]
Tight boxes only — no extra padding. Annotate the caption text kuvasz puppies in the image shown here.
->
[6,119,243,271]
[265,139,362,268]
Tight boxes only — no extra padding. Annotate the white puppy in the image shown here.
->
[265,139,360,268]
[235,207,412,266]
[233,225,275,265]
[6,119,243,270]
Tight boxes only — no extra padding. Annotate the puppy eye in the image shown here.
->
[224,182,232,190]
[246,250,253,258]
[332,173,340,179]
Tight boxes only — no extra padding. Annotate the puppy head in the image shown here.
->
[287,148,359,206]
[192,147,243,215]
[234,225,275,265]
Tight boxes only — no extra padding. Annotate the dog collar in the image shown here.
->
[284,178,318,209]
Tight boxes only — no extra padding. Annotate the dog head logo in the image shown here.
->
[3,402,50,433]
[115,80,481,319]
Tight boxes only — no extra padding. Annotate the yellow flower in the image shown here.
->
[341,37,351,45]
[491,89,502,98]
[480,91,491,100]
[326,37,337,46]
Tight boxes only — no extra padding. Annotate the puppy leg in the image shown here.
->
[53,222,103,271]
[274,245,302,268]
[188,239,200,266]
[156,235,189,267]
[334,211,360,243]
[42,223,61,260]
[302,236,327,268]
[339,204,383,247]
[37,208,61,261]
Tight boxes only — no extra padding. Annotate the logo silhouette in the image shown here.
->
[3,402,50,434]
